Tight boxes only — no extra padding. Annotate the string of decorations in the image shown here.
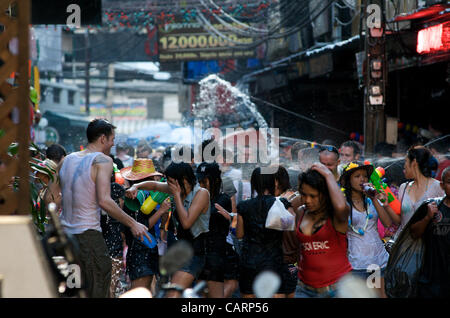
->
[62,1,277,32]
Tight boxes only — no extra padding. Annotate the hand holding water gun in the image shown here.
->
[364,161,401,215]
[141,178,170,215]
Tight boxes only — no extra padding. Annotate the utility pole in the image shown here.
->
[84,29,90,116]
[363,0,387,155]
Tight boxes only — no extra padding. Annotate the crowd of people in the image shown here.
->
[33,118,450,298]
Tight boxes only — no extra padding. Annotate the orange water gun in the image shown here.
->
[113,164,125,185]
[364,160,401,215]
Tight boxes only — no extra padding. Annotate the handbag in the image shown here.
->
[265,197,295,231]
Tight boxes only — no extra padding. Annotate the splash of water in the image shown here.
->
[192,74,268,130]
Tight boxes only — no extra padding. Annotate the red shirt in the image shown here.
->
[296,215,352,288]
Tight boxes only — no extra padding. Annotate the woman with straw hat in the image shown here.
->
[120,158,170,293]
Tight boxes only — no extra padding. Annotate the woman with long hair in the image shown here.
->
[126,161,210,297]
[295,163,351,298]
[340,161,393,297]
[274,165,299,298]
[386,146,444,239]
[236,167,292,298]
[196,162,232,298]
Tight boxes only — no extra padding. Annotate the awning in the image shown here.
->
[43,111,90,129]
[240,35,360,83]
[394,4,450,21]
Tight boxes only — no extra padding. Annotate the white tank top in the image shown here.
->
[59,152,103,234]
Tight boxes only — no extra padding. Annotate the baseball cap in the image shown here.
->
[196,162,221,181]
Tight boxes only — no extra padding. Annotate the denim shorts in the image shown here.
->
[126,239,159,281]
[294,280,337,298]
[279,264,298,294]
[224,243,239,281]
[179,255,206,280]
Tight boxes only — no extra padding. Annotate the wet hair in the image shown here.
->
[86,119,116,143]
[407,146,438,178]
[340,163,369,226]
[340,140,362,157]
[274,165,291,193]
[250,167,276,197]
[196,162,222,202]
[45,144,66,163]
[298,169,333,217]
[164,162,196,196]
[319,145,340,160]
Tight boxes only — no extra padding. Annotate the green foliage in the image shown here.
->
[8,141,49,234]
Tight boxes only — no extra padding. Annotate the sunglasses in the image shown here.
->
[318,145,339,155]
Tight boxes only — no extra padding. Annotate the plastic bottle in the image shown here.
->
[363,184,377,197]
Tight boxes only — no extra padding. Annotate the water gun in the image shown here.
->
[364,160,401,215]
[140,178,169,215]
[141,231,157,249]
[113,163,125,185]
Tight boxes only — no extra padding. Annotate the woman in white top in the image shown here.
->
[386,146,444,239]
[340,161,394,298]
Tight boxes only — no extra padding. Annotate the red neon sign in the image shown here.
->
[417,22,450,54]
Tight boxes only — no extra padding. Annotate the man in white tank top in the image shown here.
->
[57,119,150,298]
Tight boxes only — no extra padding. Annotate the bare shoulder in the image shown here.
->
[93,153,113,165]
[195,187,210,200]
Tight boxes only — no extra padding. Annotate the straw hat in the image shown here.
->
[120,158,162,181]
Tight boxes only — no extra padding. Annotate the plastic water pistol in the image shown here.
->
[113,163,125,185]
[140,178,170,215]
[364,160,401,215]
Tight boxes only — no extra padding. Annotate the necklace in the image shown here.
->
[348,199,373,235]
